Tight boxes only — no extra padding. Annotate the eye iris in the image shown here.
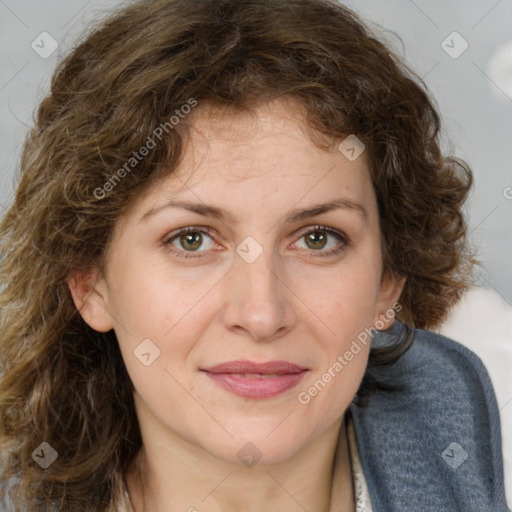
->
[305,231,327,250]
[173,228,336,254]
[180,232,202,251]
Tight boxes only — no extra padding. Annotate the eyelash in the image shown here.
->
[162,225,350,260]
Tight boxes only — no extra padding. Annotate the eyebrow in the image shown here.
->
[140,197,368,224]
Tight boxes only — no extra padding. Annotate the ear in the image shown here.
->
[67,269,114,332]
[373,271,406,330]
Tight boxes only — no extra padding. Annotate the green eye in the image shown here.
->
[163,225,349,260]
[163,226,216,259]
[295,226,349,257]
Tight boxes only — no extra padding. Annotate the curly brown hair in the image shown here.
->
[0,0,475,509]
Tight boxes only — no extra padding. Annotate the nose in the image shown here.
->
[220,240,297,343]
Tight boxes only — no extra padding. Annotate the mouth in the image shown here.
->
[201,361,309,400]
[202,360,307,374]
[200,360,309,399]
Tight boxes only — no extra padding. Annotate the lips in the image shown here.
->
[202,360,307,375]
[200,360,308,399]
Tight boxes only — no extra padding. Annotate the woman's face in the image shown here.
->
[71,99,403,465]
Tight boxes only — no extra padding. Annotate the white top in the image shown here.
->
[345,412,373,512]
[118,413,372,512]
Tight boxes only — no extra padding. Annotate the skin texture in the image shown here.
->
[69,99,404,512]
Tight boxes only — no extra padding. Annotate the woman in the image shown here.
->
[0,0,508,510]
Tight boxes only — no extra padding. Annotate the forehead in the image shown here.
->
[176,99,350,179]
[128,99,378,227]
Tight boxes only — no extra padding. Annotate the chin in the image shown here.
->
[201,430,307,467]
[231,442,301,467]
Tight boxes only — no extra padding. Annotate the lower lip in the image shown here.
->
[202,371,308,399]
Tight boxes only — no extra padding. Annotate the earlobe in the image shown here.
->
[67,270,114,333]
[374,272,406,330]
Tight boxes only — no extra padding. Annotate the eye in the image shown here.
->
[163,224,349,260]
[292,225,349,257]
[163,226,218,259]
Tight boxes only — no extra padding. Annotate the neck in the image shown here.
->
[125,411,354,512]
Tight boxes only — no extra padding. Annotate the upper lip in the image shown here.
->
[201,360,307,374]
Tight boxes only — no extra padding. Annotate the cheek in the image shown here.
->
[304,262,381,338]
[312,279,374,388]
[108,263,220,384]
[108,264,202,338]
[293,261,377,364]
[296,337,369,439]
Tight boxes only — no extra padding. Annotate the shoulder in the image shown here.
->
[350,321,510,512]
[390,322,504,414]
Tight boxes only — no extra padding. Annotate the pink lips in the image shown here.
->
[201,360,308,399]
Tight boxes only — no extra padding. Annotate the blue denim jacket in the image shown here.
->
[350,320,510,512]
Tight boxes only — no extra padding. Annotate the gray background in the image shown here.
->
[1,0,511,303]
